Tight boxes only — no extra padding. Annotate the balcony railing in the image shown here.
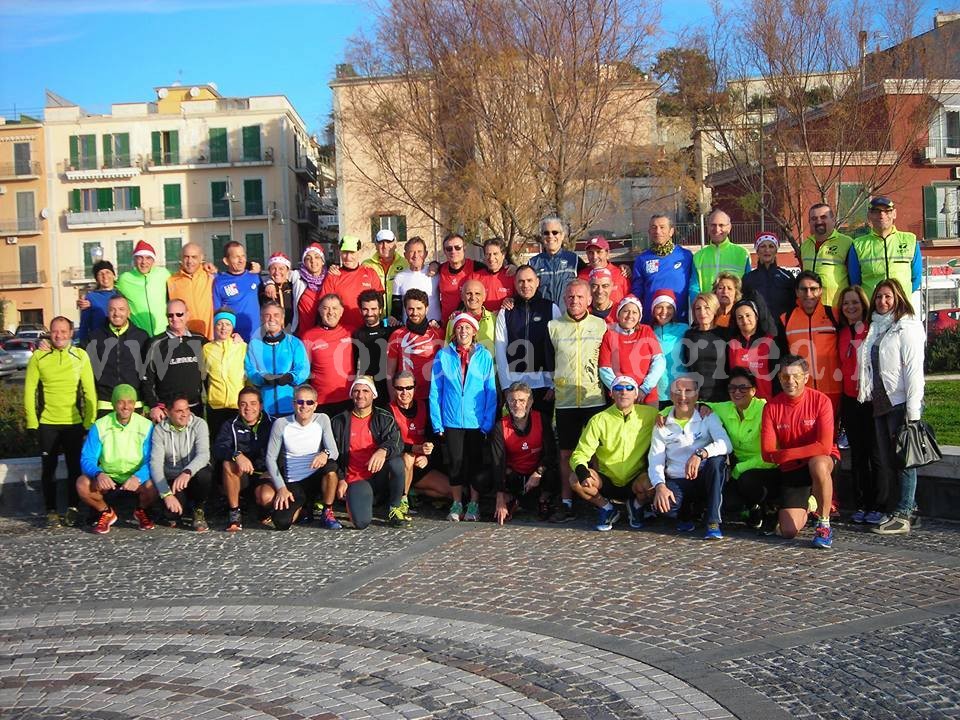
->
[65,209,145,227]
[0,218,40,235]
[293,157,318,181]
[145,148,274,169]
[0,161,40,177]
[146,205,267,222]
[921,137,960,160]
[318,214,339,229]
[0,270,47,288]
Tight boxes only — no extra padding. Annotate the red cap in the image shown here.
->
[586,236,610,251]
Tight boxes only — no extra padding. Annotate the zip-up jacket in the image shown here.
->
[781,301,840,403]
[330,407,402,480]
[149,414,211,494]
[742,262,798,323]
[362,254,407,316]
[444,308,496,356]
[528,249,583,306]
[546,312,606,409]
[648,409,732,486]
[851,226,921,298]
[631,245,696,324]
[494,293,560,389]
[692,238,751,292]
[429,343,498,434]
[856,313,925,421]
[244,330,310,417]
[168,269,214,338]
[24,345,97,429]
[212,412,275,471]
[80,411,153,484]
[598,324,665,403]
[116,266,171,336]
[654,322,687,401]
[141,330,207,409]
[570,404,659,486]
[85,322,150,405]
[707,398,776,479]
[203,339,248,410]
[838,322,868,398]
[800,230,856,307]
[679,326,728,402]
[77,289,119,345]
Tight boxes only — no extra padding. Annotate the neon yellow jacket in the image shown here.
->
[800,230,854,307]
[547,313,607,409]
[693,238,751,292]
[362,254,408,316]
[24,346,97,429]
[707,398,776,479]
[570,404,658,486]
[202,339,248,410]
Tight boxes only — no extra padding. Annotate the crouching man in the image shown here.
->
[331,376,407,529]
[76,384,155,534]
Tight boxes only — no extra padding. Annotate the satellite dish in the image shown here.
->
[158,88,169,98]
[208,82,218,91]
[39,208,50,219]
[189,87,200,98]
[171,80,181,87]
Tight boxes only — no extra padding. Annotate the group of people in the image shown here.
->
[24,195,928,547]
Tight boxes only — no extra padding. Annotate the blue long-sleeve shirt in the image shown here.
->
[77,289,119,344]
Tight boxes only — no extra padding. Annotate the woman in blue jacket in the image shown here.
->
[429,312,497,522]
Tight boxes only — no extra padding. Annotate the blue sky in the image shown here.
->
[0,0,945,135]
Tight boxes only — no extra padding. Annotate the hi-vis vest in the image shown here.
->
[800,230,853,307]
[693,238,749,292]
[853,228,917,299]
[548,314,606,409]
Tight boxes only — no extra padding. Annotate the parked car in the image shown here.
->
[0,348,16,379]
[15,324,47,340]
[928,308,960,337]
[2,339,36,370]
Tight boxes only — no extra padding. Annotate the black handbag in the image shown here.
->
[895,420,943,469]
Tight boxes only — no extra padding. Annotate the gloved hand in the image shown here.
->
[277,373,295,386]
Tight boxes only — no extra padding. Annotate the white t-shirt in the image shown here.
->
[392,269,441,322]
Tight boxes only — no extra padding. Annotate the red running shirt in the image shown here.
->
[501,412,545,475]
[320,266,384,332]
[598,325,662,404]
[387,325,444,400]
[301,324,354,404]
[761,388,839,472]
[346,413,376,483]
[438,259,477,324]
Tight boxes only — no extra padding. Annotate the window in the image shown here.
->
[212,234,232,263]
[151,130,179,165]
[211,181,229,217]
[164,237,183,273]
[370,214,407,243]
[243,179,263,216]
[13,143,31,175]
[69,134,97,170]
[18,246,37,285]
[69,189,97,213]
[244,233,265,267]
[163,184,182,219]
[837,184,868,229]
[102,133,131,168]
[208,128,228,163]
[16,191,35,232]
[923,184,960,240]
[112,186,141,210]
[116,240,134,274]
[82,242,101,279]
[242,125,261,161]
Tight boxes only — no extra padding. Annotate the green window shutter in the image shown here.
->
[81,135,96,169]
[129,186,141,209]
[116,133,130,166]
[211,181,229,217]
[243,179,263,215]
[370,216,379,243]
[69,189,81,213]
[102,135,113,168]
[212,234,231,262]
[116,240,134,275]
[151,131,161,165]
[209,128,227,163]
[83,242,99,278]
[923,186,940,240]
[397,215,407,243]
[169,130,179,164]
[164,237,183,273]
[242,125,261,160]
[69,136,79,169]
[96,187,114,211]
[245,233,265,267]
[163,184,182,219]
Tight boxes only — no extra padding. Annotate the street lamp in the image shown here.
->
[222,177,239,243]
[267,201,285,253]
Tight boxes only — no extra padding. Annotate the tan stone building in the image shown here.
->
[43,85,323,319]
[0,115,52,330]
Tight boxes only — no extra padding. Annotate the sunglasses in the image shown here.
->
[612,384,636,392]
[166,312,185,318]
[444,245,463,252]
[295,399,316,406]
[541,230,562,236]
[393,385,415,392]
[728,384,753,392]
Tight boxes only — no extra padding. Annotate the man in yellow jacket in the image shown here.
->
[24,316,97,527]
[692,209,752,293]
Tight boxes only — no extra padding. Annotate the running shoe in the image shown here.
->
[538,497,552,522]
[703,523,724,541]
[676,520,696,533]
[447,501,463,522]
[746,505,763,530]
[811,524,833,549]
[837,431,850,449]
[464,501,480,522]
[92,507,117,535]
[864,510,889,525]
[193,508,209,533]
[871,514,910,535]
[548,504,576,523]
[625,498,644,529]
[595,505,620,532]
[133,507,155,531]
[388,504,412,527]
[398,495,410,516]
[45,511,61,529]
[63,506,79,528]
[850,509,866,524]
[319,506,343,530]
[226,508,243,532]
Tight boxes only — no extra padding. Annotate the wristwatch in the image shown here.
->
[695,449,708,460]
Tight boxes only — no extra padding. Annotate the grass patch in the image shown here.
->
[924,380,960,446]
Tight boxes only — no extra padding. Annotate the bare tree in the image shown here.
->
[334,0,660,253]
[682,0,948,250]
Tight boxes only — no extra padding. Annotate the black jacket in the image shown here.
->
[212,412,275,471]
[330,407,402,479]
[141,330,207,408]
[85,322,150,403]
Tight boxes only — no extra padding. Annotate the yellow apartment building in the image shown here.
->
[0,116,53,330]
[44,84,325,319]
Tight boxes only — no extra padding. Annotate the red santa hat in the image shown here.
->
[268,252,291,268]
[132,240,156,259]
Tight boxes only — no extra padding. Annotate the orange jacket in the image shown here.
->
[781,301,840,404]
[168,269,214,339]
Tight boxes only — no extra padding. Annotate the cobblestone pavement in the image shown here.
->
[0,511,957,719]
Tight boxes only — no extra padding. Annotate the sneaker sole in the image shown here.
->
[226,524,242,532]
[92,513,118,535]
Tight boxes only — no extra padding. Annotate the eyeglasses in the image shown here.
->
[393,385,415,392]
[541,230,562,236]
[612,384,636,392]
[295,399,316,406]
[797,286,821,294]
[166,312,185,318]
[444,245,463,252]
[728,384,753,393]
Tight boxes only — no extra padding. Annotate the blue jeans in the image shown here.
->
[873,403,918,516]
[667,455,727,525]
